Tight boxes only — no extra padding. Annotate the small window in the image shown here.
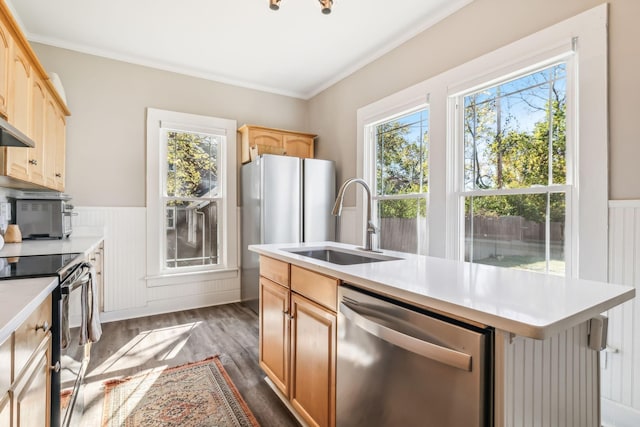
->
[368,108,429,255]
[146,108,237,280]
[163,130,221,268]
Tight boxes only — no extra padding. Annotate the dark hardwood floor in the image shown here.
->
[77,303,299,426]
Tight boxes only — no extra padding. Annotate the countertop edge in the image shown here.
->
[0,277,58,344]
[249,243,636,340]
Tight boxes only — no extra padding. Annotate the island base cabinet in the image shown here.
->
[258,256,339,427]
[290,293,336,427]
[259,277,290,397]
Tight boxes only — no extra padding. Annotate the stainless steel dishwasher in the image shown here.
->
[337,285,493,427]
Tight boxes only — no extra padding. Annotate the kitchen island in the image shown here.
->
[250,241,635,427]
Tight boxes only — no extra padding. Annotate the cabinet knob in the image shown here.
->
[29,159,38,165]
[55,173,62,178]
[50,361,61,373]
[35,321,50,333]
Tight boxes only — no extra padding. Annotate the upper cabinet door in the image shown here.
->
[283,134,314,159]
[28,74,46,186]
[9,41,31,134]
[0,17,11,119]
[5,42,31,182]
[43,96,58,189]
[53,102,66,190]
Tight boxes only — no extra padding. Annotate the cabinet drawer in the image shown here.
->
[260,256,289,287]
[291,265,339,311]
[0,336,10,394]
[14,295,51,376]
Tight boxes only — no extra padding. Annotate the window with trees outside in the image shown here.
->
[164,129,221,268]
[455,61,570,275]
[359,7,606,280]
[368,108,429,255]
[146,108,237,281]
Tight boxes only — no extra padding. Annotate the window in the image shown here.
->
[146,109,237,281]
[365,108,429,255]
[357,5,607,281]
[454,62,570,275]
[163,129,221,268]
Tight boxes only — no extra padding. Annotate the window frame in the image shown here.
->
[356,5,607,281]
[449,57,575,276]
[146,108,238,283]
[363,105,431,255]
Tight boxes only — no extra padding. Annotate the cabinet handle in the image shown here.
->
[29,159,38,165]
[35,321,50,333]
[287,313,294,320]
[282,310,289,315]
[90,257,96,261]
[50,361,61,373]
[55,173,62,177]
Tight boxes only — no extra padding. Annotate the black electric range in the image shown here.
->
[0,253,82,280]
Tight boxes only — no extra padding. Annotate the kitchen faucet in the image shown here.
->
[332,178,378,252]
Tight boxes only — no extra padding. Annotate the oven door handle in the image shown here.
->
[340,302,472,371]
[60,266,92,295]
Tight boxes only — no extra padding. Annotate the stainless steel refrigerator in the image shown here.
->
[241,154,336,313]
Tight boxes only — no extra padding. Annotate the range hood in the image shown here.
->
[0,116,35,148]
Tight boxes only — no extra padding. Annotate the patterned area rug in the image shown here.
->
[101,356,260,427]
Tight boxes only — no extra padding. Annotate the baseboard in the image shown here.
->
[99,289,241,324]
[601,398,640,427]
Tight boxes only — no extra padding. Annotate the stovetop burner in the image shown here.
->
[0,253,82,280]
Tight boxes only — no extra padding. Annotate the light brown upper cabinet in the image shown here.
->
[0,2,70,191]
[27,74,46,186]
[0,15,11,119]
[44,95,66,191]
[239,125,315,164]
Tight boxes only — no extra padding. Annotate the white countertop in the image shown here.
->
[0,235,104,345]
[0,276,58,344]
[0,235,103,258]
[249,241,636,339]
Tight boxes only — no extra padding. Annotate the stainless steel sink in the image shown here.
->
[284,247,401,265]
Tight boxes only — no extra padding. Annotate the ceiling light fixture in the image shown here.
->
[269,0,334,15]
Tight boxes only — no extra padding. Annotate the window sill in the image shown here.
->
[146,267,239,288]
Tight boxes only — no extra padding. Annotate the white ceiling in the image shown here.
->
[7,0,472,99]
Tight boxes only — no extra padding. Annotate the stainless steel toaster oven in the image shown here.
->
[15,198,74,239]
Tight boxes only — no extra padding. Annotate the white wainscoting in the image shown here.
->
[497,322,600,427]
[73,206,240,323]
[601,201,640,427]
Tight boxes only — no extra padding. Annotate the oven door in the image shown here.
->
[59,264,92,427]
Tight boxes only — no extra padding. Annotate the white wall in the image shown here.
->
[31,43,310,207]
[308,0,640,204]
[602,201,640,427]
[22,44,312,320]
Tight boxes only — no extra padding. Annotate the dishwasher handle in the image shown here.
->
[340,302,472,372]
